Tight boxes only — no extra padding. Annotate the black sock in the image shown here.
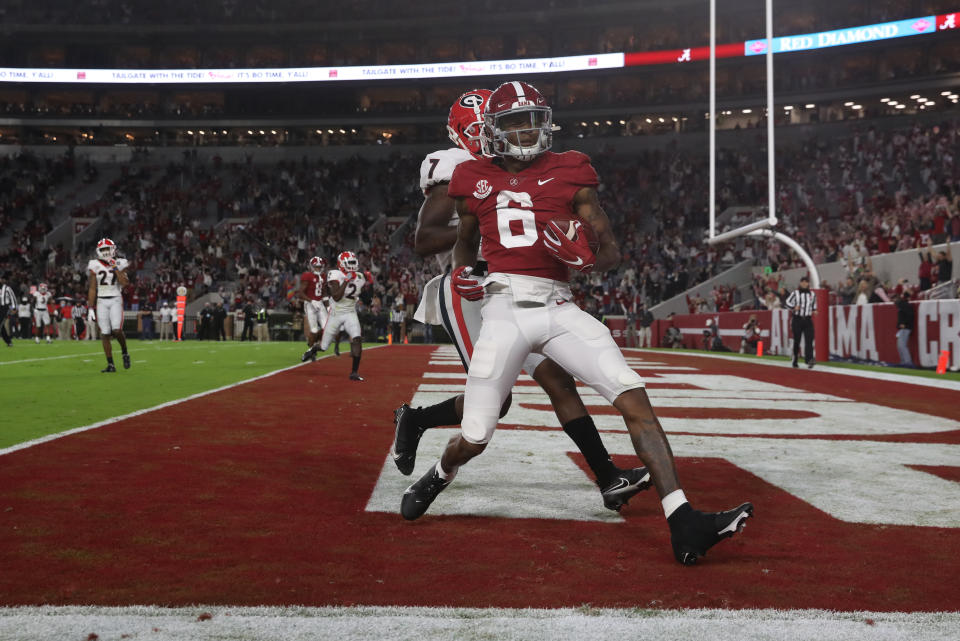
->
[351,354,360,373]
[667,502,694,530]
[562,415,619,486]
[413,396,460,429]
[107,357,114,365]
[122,348,128,355]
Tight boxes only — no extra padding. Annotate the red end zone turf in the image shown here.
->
[0,346,957,610]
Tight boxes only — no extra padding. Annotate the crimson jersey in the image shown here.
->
[301,271,325,301]
[447,150,598,281]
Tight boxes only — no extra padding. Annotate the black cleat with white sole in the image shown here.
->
[599,467,652,511]
[401,465,450,521]
[391,403,426,476]
[301,345,318,362]
[122,353,131,369]
[101,364,116,373]
[669,502,753,565]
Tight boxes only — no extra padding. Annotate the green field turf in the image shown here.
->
[2,339,955,451]
[0,338,365,450]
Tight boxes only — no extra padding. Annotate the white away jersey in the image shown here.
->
[419,147,474,196]
[418,147,482,273]
[88,258,129,297]
[33,290,52,309]
[327,269,366,314]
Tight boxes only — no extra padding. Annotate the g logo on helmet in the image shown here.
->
[459,93,485,109]
[473,179,492,199]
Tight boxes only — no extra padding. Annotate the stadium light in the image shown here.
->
[880,97,890,102]
[805,103,815,108]
[259,130,265,134]
[910,94,920,99]
[844,101,854,106]
[741,108,752,113]
[619,120,626,125]
[852,105,862,110]
[941,91,952,96]
[645,118,652,123]
[784,105,793,110]
[896,104,906,109]
[658,117,665,122]
[187,130,194,135]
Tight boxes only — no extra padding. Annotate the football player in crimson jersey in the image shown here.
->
[401,81,753,566]
[87,237,132,372]
[299,256,329,363]
[392,88,651,513]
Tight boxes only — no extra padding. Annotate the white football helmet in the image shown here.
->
[38,283,48,293]
[309,256,326,274]
[337,251,358,272]
[96,238,117,260]
[482,81,554,162]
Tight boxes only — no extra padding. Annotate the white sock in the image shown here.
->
[436,461,457,483]
[661,489,688,519]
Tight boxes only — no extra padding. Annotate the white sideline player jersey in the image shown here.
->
[87,258,129,297]
[32,290,52,309]
[420,147,475,273]
[326,269,366,314]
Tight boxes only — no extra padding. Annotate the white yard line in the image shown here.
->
[0,605,955,641]
[633,349,960,391]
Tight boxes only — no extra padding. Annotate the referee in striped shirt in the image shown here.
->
[785,275,816,368]
[0,273,16,347]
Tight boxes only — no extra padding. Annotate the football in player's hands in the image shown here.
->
[542,216,598,272]
[546,216,600,253]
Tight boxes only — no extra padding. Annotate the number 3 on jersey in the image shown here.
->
[496,191,538,248]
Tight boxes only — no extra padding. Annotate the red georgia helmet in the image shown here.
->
[337,251,358,272]
[482,81,554,161]
[96,237,117,260]
[309,256,326,273]
[447,89,493,157]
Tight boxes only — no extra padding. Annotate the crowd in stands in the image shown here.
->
[1,112,958,343]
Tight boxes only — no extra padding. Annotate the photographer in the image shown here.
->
[741,314,761,354]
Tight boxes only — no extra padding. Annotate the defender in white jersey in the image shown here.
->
[32,283,53,343]
[312,250,371,380]
[392,89,651,514]
[86,238,131,372]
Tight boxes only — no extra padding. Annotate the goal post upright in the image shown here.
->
[705,0,827,363]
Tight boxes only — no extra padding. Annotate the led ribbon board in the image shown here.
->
[0,12,955,84]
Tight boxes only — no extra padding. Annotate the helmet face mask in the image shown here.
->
[483,81,553,162]
[96,238,116,260]
[447,89,492,157]
[309,256,326,273]
[337,251,358,272]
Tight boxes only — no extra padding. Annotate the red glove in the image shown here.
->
[363,270,374,284]
[451,266,484,301]
[542,220,596,272]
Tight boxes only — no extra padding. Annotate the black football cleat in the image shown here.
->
[349,372,364,381]
[807,359,816,369]
[599,467,652,511]
[122,353,131,369]
[792,359,799,368]
[670,502,753,566]
[401,465,450,521]
[101,364,116,373]
[391,403,426,476]
[301,345,318,362]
